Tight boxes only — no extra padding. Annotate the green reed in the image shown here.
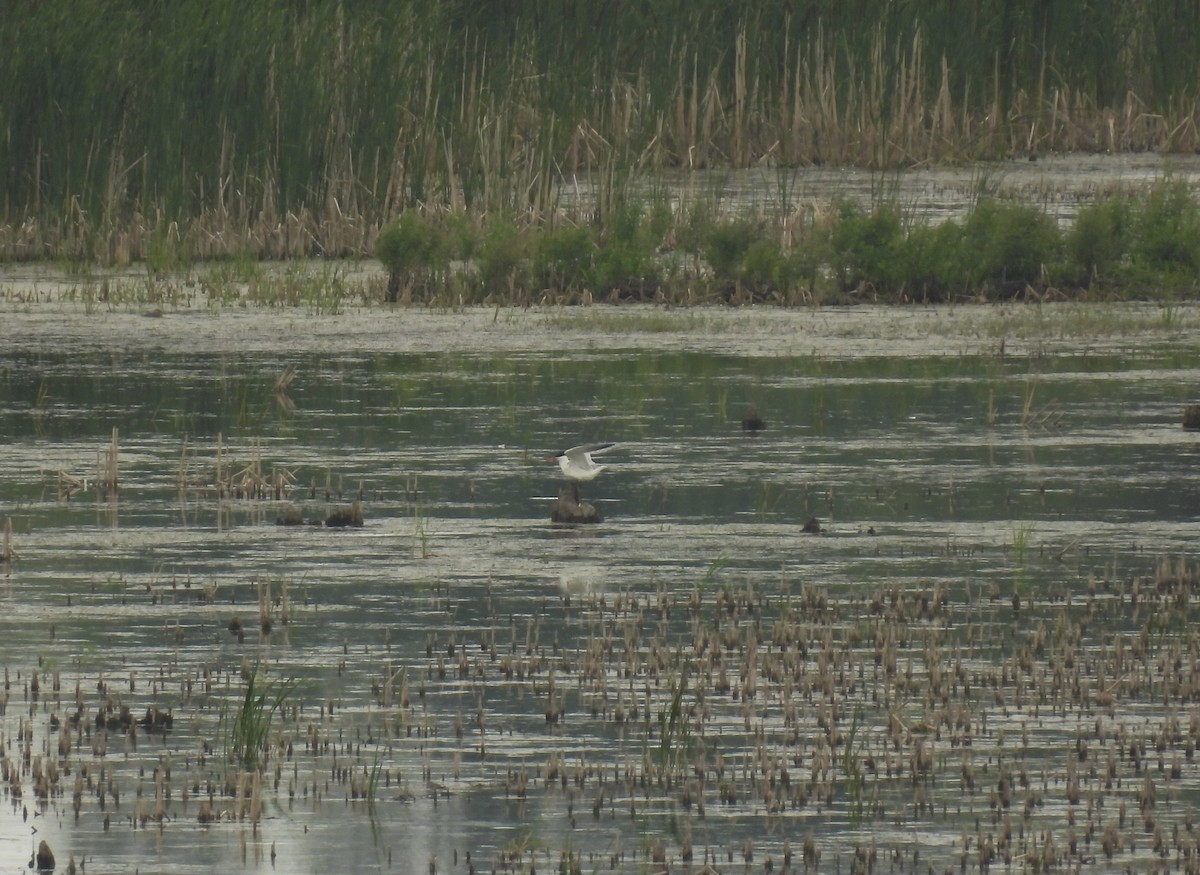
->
[5,2,1200,263]
[226,665,294,772]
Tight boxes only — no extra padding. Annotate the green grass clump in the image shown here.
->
[227,667,293,772]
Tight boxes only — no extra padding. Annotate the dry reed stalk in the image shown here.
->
[258,582,271,634]
[97,427,119,500]
[57,471,87,501]
[733,26,747,167]
[215,433,226,498]
[250,769,262,823]
[1,517,11,563]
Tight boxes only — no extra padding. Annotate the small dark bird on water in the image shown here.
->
[742,406,766,434]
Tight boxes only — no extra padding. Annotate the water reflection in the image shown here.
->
[558,153,1200,225]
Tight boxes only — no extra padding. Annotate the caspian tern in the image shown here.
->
[549,442,615,482]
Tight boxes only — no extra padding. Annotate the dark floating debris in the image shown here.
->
[802,516,822,534]
[741,406,766,434]
[1184,404,1200,431]
[550,487,602,524]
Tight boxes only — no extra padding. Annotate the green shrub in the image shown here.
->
[704,218,763,283]
[375,210,446,302]
[1127,180,1200,279]
[594,203,660,299]
[894,220,970,301]
[676,201,718,270]
[962,200,1060,295]
[534,224,595,294]
[475,219,529,299]
[594,238,660,298]
[1064,197,1130,285]
[829,202,903,293]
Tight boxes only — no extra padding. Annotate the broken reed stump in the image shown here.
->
[276,504,304,526]
[34,839,54,873]
[276,502,363,527]
[325,501,364,528]
[550,487,602,524]
[1184,405,1200,431]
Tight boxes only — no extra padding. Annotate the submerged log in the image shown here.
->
[550,487,602,524]
[1184,405,1200,431]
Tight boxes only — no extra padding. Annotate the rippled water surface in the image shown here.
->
[1,289,1200,874]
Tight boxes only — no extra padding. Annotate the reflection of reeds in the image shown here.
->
[57,471,87,501]
[97,427,119,499]
[0,517,11,563]
[257,581,272,636]
[1020,376,1064,429]
[273,365,297,413]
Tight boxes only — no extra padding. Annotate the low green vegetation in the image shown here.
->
[25,178,1200,307]
[369,178,1200,305]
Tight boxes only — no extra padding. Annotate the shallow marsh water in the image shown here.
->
[559,152,1200,225]
[1,281,1200,874]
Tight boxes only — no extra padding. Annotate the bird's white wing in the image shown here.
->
[565,442,615,461]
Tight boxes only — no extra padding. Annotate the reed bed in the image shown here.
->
[11,550,1200,872]
[5,2,1200,263]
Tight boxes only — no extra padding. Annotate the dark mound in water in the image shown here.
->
[550,487,602,524]
[276,504,303,525]
[742,406,766,433]
[1184,404,1200,431]
[325,501,364,527]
